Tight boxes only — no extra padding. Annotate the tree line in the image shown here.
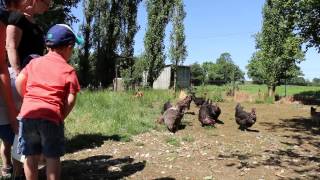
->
[73,0,187,89]
[190,52,244,86]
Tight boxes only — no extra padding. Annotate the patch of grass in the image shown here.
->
[165,137,181,147]
[65,89,173,141]
[254,99,265,104]
[203,125,215,130]
[182,135,195,143]
[264,96,275,104]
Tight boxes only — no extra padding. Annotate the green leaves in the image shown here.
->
[144,0,175,86]
[247,0,305,96]
[190,53,244,86]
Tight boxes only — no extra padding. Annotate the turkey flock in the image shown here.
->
[158,92,257,133]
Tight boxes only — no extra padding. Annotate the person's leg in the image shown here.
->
[0,124,15,176]
[12,158,23,177]
[1,140,12,176]
[24,155,40,180]
[40,120,64,180]
[1,140,12,168]
[18,119,42,180]
[45,157,60,180]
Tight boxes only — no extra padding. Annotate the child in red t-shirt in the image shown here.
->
[15,24,83,180]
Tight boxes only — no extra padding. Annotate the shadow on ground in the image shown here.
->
[260,117,320,135]
[65,134,128,153]
[152,178,176,180]
[219,117,320,179]
[61,155,146,180]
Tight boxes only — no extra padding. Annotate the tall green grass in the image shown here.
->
[192,85,225,102]
[65,89,174,140]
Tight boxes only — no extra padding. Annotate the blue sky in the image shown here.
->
[72,0,319,80]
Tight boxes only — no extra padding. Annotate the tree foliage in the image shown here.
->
[295,0,320,52]
[190,53,244,86]
[144,0,174,87]
[247,0,304,97]
[35,0,81,32]
[74,0,141,87]
[169,0,187,90]
[270,0,320,52]
[190,63,205,86]
[204,53,244,85]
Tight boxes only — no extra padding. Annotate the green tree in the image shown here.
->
[312,78,320,86]
[247,52,266,84]
[269,0,319,51]
[122,53,147,88]
[190,63,205,86]
[81,0,141,87]
[211,53,244,85]
[295,0,320,52]
[36,0,81,32]
[169,0,187,91]
[287,76,308,86]
[93,0,121,86]
[202,61,216,83]
[77,0,95,86]
[248,0,304,97]
[118,0,142,89]
[144,0,174,87]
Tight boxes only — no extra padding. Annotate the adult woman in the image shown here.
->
[0,0,30,177]
[6,0,51,75]
[1,0,51,177]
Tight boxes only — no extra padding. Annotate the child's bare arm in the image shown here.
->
[62,93,77,120]
[15,72,27,97]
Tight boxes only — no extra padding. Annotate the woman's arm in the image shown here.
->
[0,22,18,133]
[6,24,22,75]
[15,72,27,98]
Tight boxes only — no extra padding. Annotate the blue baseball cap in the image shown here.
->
[45,24,84,47]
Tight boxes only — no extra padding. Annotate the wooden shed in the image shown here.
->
[144,65,191,89]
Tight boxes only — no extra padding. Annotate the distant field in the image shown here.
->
[195,84,320,97]
[239,84,320,96]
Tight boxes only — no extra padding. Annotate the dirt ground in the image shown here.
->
[60,102,320,180]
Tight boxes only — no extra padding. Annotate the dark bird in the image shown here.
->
[310,107,320,126]
[198,100,221,126]
[209,101,221,122]
[235,103,256,131]
[161,105,184,133]
[191,93,206,107]
[162,100,173,114]
[177,95,192,111]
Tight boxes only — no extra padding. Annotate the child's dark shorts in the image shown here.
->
[18,118,65,158]
[0,124,14,145]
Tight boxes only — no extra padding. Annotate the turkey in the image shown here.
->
[198,100,221,126]
[235,103,256,131]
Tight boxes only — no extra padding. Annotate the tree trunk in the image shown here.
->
[173,63,178,92]
[268,85,276,99]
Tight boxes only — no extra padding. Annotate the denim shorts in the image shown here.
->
[0,124,14,145]
[18,118,65,158]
